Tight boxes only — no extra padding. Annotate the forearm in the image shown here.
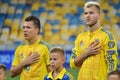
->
[10,62,26,77]
[74,52,88,67]
[74,41,102,67]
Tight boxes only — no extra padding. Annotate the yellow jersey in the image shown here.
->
[70,27,118,80]
[12,39,52,80]
[44,68,74,80]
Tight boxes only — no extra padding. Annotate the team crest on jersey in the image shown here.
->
[80,41,84,48]
[108,41,115,49]
[95,39,99,43]
[24,65,30,71]
[33,52,38,54]
[20,53,23,59]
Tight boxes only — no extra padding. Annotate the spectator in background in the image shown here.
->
[107,70,120,80]
[10,16,52,80]
[0,64,7,80]
[70,1,118,80]
[44,46,74,80]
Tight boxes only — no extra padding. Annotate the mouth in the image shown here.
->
[24,34,28,37]
[51,65,55,68]
[86,19,91,22]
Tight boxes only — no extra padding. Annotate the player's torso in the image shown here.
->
[77,29,108,80]
[18,43,49,80]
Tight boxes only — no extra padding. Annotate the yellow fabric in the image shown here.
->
[47,68,74,80]
[48,68,66,80]
[70,27,118,80]
[12,39,50,80]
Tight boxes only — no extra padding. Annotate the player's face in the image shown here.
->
[50,53,64,70]
[107,74,120,80]
[84,6,100,27]
[0,69,6,80]
[23,21,39,40]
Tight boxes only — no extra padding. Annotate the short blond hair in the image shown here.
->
[84,1,101,13]
[50,46,65,59]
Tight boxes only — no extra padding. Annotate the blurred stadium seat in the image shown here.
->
[0,0,120,50]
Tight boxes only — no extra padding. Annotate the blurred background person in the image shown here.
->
[0,64,7,80]
[107,70,120,80]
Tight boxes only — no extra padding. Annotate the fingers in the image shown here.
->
[94,45,102,50]
[87,41,102,56]
[25,52,40,65]
[31,53,40,61]
[30,58,40,63]
[93,46,102,54]
[91,41,99,48]
[32,53,40,63]
[32,53,40,58]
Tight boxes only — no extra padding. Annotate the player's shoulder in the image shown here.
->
[101,27,112,35]
[38,40,53,50]
[64,70,74,80]
[77,30,88,38]
[15,44,24,51]
[100,27,114,40]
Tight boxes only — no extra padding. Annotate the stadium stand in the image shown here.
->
[0,0,120,49]
[0,0,120,69]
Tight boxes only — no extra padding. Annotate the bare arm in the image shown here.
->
[10,52,40,77]
[10,61,26,77]
[74,41,102,67]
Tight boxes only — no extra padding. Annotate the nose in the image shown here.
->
[23,27,27,32]
[50,59,54,64]
[85,13,90,18]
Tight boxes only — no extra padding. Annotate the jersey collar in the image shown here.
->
[88,27,102,35]
[47,68,66,80]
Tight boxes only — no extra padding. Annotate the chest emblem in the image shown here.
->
[20,53,23,59]
[80,41,84,48]
[95,39,99,43]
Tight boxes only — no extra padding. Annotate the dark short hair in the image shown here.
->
[25,16,41,34]
[0,64,7,72]
[50,46,65,58]
[107,70,120,78]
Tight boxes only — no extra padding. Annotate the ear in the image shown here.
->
[62,58,65,63]
[99,14,101,18]
[98,12,101,18]
[35,28,39,34]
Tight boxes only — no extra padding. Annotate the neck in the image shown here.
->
[52,66,63,78]
[28,36,38,45]
[89,23,101,32]
[54,66,63,73]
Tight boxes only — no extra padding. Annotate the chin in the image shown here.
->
[24,37,28,39]
[86,24,90,26]
[52,67,56,69]
[24,37,30,40]
[86,24,93,27]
